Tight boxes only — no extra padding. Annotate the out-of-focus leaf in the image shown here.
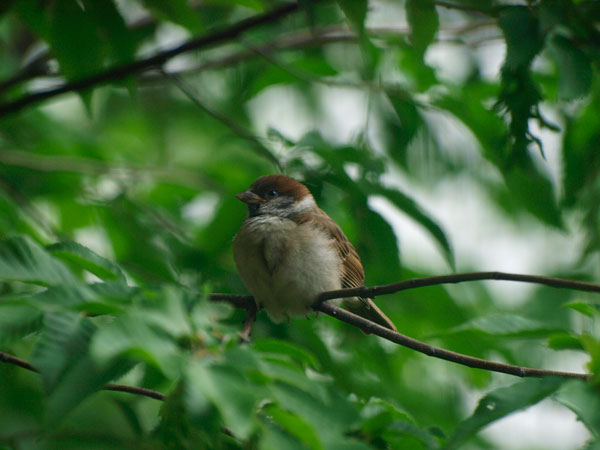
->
[266,404,321,450]
[406,0,438,56]
[48,1,104,81]
[337,0,367,33]
[547,34,592,100]
[0,303,43,344]
[554,380,600,437]
[186,359,260,439]
[446,378,565,449]
[385,91,424,165]
[547,332,585,351]
[47,241,126,282]
[563,301,598,318]
[0,237,83,288]
[253,338,319,369]
[90,312,184,378]
[141,0,203,32]
[366,183,453,268]
[436,314,559,338]
[31,313,125,421]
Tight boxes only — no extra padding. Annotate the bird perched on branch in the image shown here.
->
[233,174,397,331]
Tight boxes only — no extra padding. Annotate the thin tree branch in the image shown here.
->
[0,351,165,401]
[0,3,300,117]
[317,271,600,303]
[316,302,589,380]
[0,149,223,191]
[163,71,282,170]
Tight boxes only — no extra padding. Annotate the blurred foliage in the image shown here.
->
[0,0,599,448]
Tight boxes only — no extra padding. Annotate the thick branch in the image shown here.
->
[316,303,589,380]
[0,3,299,117]
[317,271,600,303]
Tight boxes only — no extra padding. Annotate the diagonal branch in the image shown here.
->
[315,302,589,380]
[0,3,299,117]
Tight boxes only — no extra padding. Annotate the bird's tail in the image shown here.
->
[342,297,397,332]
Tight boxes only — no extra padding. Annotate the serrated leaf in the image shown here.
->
[406,0,439,56]
[47,241,126,282]
[554,380,600,437]
[547,34,592,100]
[446,377,565,449]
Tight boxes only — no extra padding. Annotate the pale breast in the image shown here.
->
[233,215,342,322]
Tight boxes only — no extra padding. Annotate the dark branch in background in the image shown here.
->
[317,303,588,380]
[0,3,299,117]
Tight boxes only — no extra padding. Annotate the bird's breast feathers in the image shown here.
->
[233,215,342,320]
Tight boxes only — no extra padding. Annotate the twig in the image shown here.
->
[0,149,222,191]
[0,351,165,401]
[316,303,589,380]
[317,271,600,303]
[163,71,282,170]
[0,3,299,117]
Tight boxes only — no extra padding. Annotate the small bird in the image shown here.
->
[233,174,397,331]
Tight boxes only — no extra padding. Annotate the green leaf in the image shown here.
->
[438,314,558,338]
[253,338,319,369]
[385,91,424,162]
[499,6,543,70]
[0,237,82,288]
[47,241,126,282]
[0,303,43,344]
[366,183,453,268]
[406,0,439,56]
[48,0,104,81]
[563,301,598,318]
[547,34,592,100]
[446,378,565,449]
[186,360,259,439]
[554,380,600,438]
[81,0,136,65]
[547,332,585,351]
[266,404,322,450]
[337,0,368,33]
[30,312,124,421]
[141,0,203,32]
[90,312,184,378]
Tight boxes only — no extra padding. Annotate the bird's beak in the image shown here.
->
[235,190,266,204]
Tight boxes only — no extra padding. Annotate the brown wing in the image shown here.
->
[296,208,364,289]
[295,208,397,332]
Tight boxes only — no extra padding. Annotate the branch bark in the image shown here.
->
[0,3,299,117]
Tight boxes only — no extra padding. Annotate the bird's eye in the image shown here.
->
[266,189,279,199]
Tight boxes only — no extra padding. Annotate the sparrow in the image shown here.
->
[233,174,397,331]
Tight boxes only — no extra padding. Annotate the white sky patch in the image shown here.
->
[182,192,219,226]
